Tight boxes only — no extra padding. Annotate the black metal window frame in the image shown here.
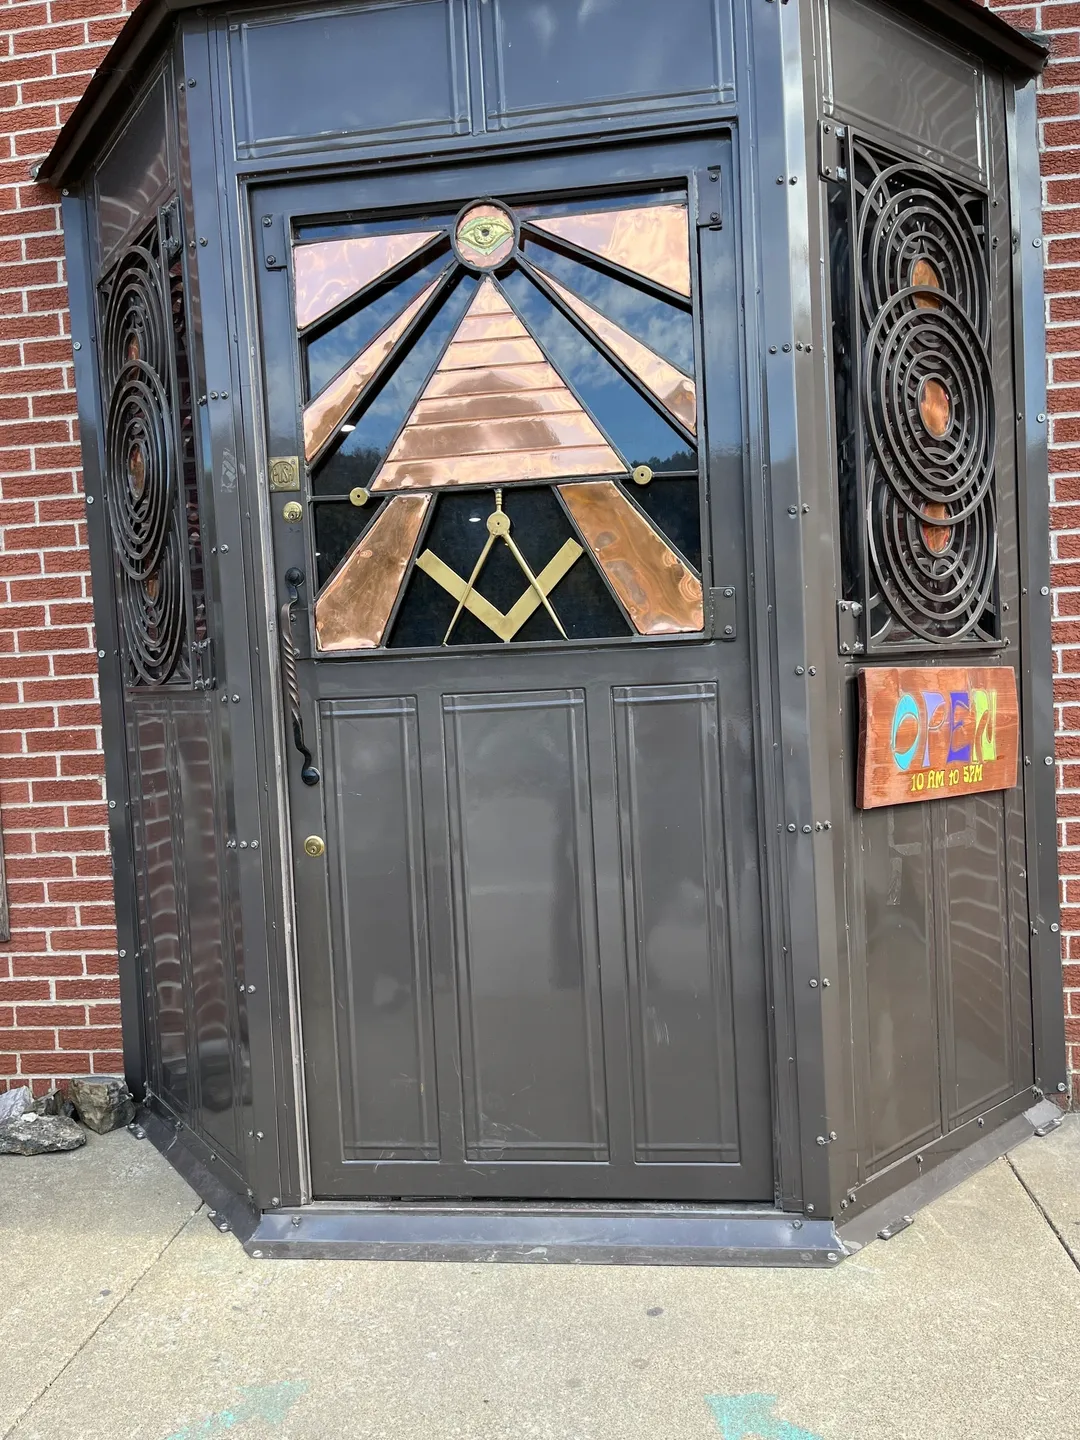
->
[829,125,1002,656]
[95,197,212,691]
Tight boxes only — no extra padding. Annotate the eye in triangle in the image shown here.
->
[529,205,691,298]
[533,268,696,434]
[368,277,627,492]
[294,230,442,331]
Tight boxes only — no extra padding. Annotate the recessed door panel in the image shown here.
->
[321,698,440,1161]
[613,683,740,1164]
[444,689,608,1162]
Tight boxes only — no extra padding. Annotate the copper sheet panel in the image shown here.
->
[558,480,703,634]
[918,377,951,438]
[921,500,952,555]
[537,270,696,433]
[531,205,691,298]
[314,494,430,651]
[370,278,624,491]
[454,202,516,269]
[303,278,441,461]
[294,230,440,331]
[911,257,943,310]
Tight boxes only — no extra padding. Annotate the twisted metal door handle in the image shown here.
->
[280,567,320,787]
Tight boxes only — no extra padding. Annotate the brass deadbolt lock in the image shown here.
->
[282,501,303,523]
[303,835,326,857]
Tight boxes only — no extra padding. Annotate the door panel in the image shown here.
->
[444,689,608,1164]
[322,697,439,1161]
[255,136,774,1201]
[614,682,741,1164]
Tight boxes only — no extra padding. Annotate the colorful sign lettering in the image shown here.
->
[857,666,1019,809]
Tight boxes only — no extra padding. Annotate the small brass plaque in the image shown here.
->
[269,455,301,492]
[282,501,303,523]
[303,835,326,857]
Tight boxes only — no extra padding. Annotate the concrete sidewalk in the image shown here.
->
[1,1123,1079,1440]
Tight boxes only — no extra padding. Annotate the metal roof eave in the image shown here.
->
[38,0,1050,190]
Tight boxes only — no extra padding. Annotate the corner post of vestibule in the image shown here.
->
[747,0,853,1219]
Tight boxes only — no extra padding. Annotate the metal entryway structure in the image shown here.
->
[41,0,1066,1263]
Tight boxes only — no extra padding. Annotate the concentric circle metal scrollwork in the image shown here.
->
[851,140,997,646]
[101,228,186,684]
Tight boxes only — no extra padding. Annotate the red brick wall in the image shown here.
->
[0,0,1077,1102]
[0,0,134,1093]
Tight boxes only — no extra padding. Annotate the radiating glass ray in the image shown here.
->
[558,480,703,634]
[294,230,442,330]
[304,278,444,461]
[314,494,430,650]
[369,278,626,491]
[530,205,691,298]
[535,268,696,433]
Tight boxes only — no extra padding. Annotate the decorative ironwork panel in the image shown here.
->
[99,205,208,687]
[294,187,702,654]
[831,134,998,651]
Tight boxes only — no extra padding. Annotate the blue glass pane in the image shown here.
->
[314,274,479,495]
[522,236,694,373]
[499,269,695,473]
[305,251,451,397]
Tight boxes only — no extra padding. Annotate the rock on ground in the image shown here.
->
[0,1087,33,1125]
[71,1077,135,1135]
[0,1113,86,1156]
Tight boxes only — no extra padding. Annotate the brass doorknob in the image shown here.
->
[303,835,325,857]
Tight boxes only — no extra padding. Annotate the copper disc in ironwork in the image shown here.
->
[920,501,952,554]
[918,376,952,438]
[911,257,943,310]
[454,201,516,271]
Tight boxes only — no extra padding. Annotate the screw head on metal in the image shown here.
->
[1042,585,1050,595]
[787,823,796,833]
[795,665,805,675]
[808,666,816,676]
[723,587,734,598]
[723,624,734,636]
[1045,756,1054,766]
[802,824,812,834]
[73,340,81,351]
[97,649,106,659]
[1059,1082,1068,1093]
[788,505,798,516]
[809,978,818,988]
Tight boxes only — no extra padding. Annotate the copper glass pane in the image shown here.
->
[520,237,694,372]
[313,276,479,495]
[294,230,441,330]
[369,278,625,491]
[536,269,696,433]
[304,277,443,461]
[619,474,701,571]
[558,480,703,634]
[499,268,694,472]
[314,494,430,651]
[530,205,691,298]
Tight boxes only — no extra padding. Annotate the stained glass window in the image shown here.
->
[293,190,703,652]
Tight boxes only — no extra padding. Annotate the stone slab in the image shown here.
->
[0,1130,201,1437]
[6,1154,1080,1440]
[1008,1112,1080,1266]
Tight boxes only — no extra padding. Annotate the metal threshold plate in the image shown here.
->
[246,1203,846,1267]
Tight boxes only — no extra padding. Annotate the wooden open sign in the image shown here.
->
[857,666,1020,810]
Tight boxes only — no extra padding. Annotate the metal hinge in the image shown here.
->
[818,121,847,182]
[259,213,287,271]
[836,599,863,655]
[708,586,737,639]
[160,197,184,261]
[191,637,216,691]
[695,166,723,229]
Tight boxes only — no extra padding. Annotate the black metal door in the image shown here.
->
[255,136,773,1201]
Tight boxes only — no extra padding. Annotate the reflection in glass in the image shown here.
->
[369,278,624,491]
[313,497,386,587]
[294,229,441,330]
[500,269,695,472]
[522,237,694,372]
[529,204,691,298]
[536,269,696,433]
[306,251,451,397]
[314,275,479,495]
